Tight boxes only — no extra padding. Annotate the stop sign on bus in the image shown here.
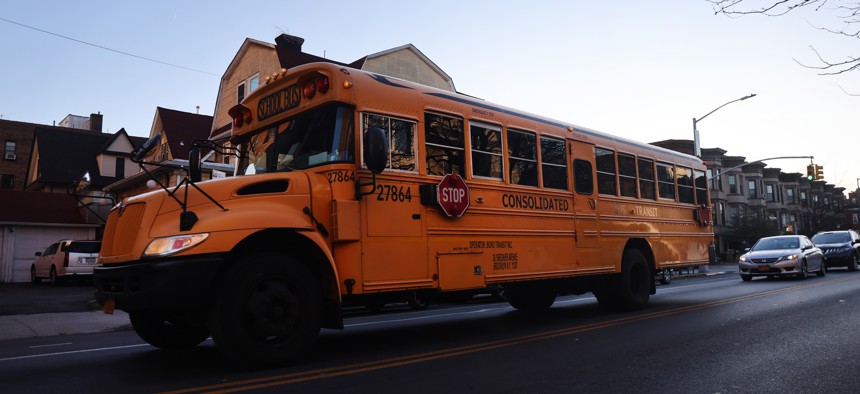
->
[437,173,469,217]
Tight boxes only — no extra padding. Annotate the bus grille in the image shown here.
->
[101,203,146,258]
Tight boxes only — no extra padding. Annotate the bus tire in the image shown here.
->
[209,252,322,367]
[506,284,556,311]
[130,310,209,350]
[597,249,651,312]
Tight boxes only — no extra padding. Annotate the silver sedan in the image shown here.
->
[738,235,825,281]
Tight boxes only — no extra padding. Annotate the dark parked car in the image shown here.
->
[811,230,860,271]
[737,235,825,281]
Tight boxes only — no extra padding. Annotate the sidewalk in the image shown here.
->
[0,264,738,342]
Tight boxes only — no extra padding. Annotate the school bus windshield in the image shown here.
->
[237,103,355,175]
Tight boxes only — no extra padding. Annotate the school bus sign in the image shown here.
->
[437,173,469,217]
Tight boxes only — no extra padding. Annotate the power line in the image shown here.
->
[0,16,219,76]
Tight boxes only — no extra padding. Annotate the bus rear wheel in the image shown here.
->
[594,249,651,312]
[209,252,322,367]
[130,310,209,349]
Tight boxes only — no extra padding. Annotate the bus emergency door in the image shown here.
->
[570,140,603,269]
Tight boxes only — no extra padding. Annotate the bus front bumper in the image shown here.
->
[93,254,225,312]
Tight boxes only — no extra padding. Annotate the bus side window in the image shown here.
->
[618,153,637,198]
[470,123,503,180]
[508,129,538,187]
[540,136,567,190]
[677,166,694,204]
[694,169,708,205]
[657,162,676,200]
[638,157,656,200]
[574,159,594,195]
[363,113,416,172]
[425,112,464,176]
[595,148,617,196]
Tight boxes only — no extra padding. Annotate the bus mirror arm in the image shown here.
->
[355,172,378,200]
[356,126,388,200]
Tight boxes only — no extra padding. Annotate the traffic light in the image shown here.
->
[806,164,815,180]
[814,164,824,180]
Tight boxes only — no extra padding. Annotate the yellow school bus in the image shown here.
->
[94,62,712,365]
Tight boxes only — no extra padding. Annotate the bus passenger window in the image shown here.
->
[657,162,676,200]
[638,158,656,200]
[618,153,637,198]
[677,167,694,204]
[595,148,617,196]
[540,137,567,190]
[574,159,594,195]
[470,123,503,180]
[363,113,416,172]
[425,113,464,176]
[507,130,538,186]
[695,170,708,205]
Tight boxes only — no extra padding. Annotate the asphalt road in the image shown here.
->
[0,281,97,315]
[2,270,859,393]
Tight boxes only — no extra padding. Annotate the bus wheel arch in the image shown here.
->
[594,240,654,312]
[225,229,342,329]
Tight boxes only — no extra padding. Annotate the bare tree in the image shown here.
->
[709,0,860,76]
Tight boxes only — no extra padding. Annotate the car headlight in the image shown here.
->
[777,253,799,262]
[143,233,209,257]
[842,245,853,252]
[738,255,749,262]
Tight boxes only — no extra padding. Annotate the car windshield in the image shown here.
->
[752,237,799,251]
[812,233,850,244]
[237,103,355,175]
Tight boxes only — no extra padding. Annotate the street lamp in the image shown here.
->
[692,93,756,157]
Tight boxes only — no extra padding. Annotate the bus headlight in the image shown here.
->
[143,233,209,257]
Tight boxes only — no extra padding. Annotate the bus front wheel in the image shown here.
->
[594,249,651,312]
[209,252,322,366]
[130,310,209,349]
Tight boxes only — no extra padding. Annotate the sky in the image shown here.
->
[1,1,858,189]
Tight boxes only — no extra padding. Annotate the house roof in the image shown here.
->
[0,190,87,224]
[156,107,213,160]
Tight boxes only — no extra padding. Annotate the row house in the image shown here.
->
[654,140,851,262]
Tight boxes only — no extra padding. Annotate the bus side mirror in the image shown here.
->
[133,133,162,162]
[363,127,388,174]
[189,147,202,182]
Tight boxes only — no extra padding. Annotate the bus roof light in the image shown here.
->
[303,79,316,98]
[317,76,330,93]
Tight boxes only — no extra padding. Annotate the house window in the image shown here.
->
[0,174,12,189]
[237,82,246,104]
[249,74,259,93]
[507,129,537,186]
[115,157,125,178]
[364,113,416,172]
[470,123,503,180]
[4,141,15,160]
[767,184,776,202]
[728,175,737,194]
[540,136,567,190]
[787,188,795,203]
[748,180,757,198]
[425,112,464,176]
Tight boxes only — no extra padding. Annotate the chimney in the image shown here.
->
[275,34,304,52]
[89,112,103,133]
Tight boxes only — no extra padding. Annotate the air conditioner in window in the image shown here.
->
[4,153,15,160]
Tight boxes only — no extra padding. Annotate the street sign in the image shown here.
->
[437,173,469,217]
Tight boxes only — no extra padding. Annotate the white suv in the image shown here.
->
[31,240,101,285]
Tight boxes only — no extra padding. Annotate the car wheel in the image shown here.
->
[30,265,41,284]
[130,310,209,350]
[48,266,59,286]
[849,254,859,272]
[740,274,752,282]
[209,252,322,367]
[659,270,672,285]
[817,261,826,277]
[797,261,808,280]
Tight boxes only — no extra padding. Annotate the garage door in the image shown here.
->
[7,226,95,282]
